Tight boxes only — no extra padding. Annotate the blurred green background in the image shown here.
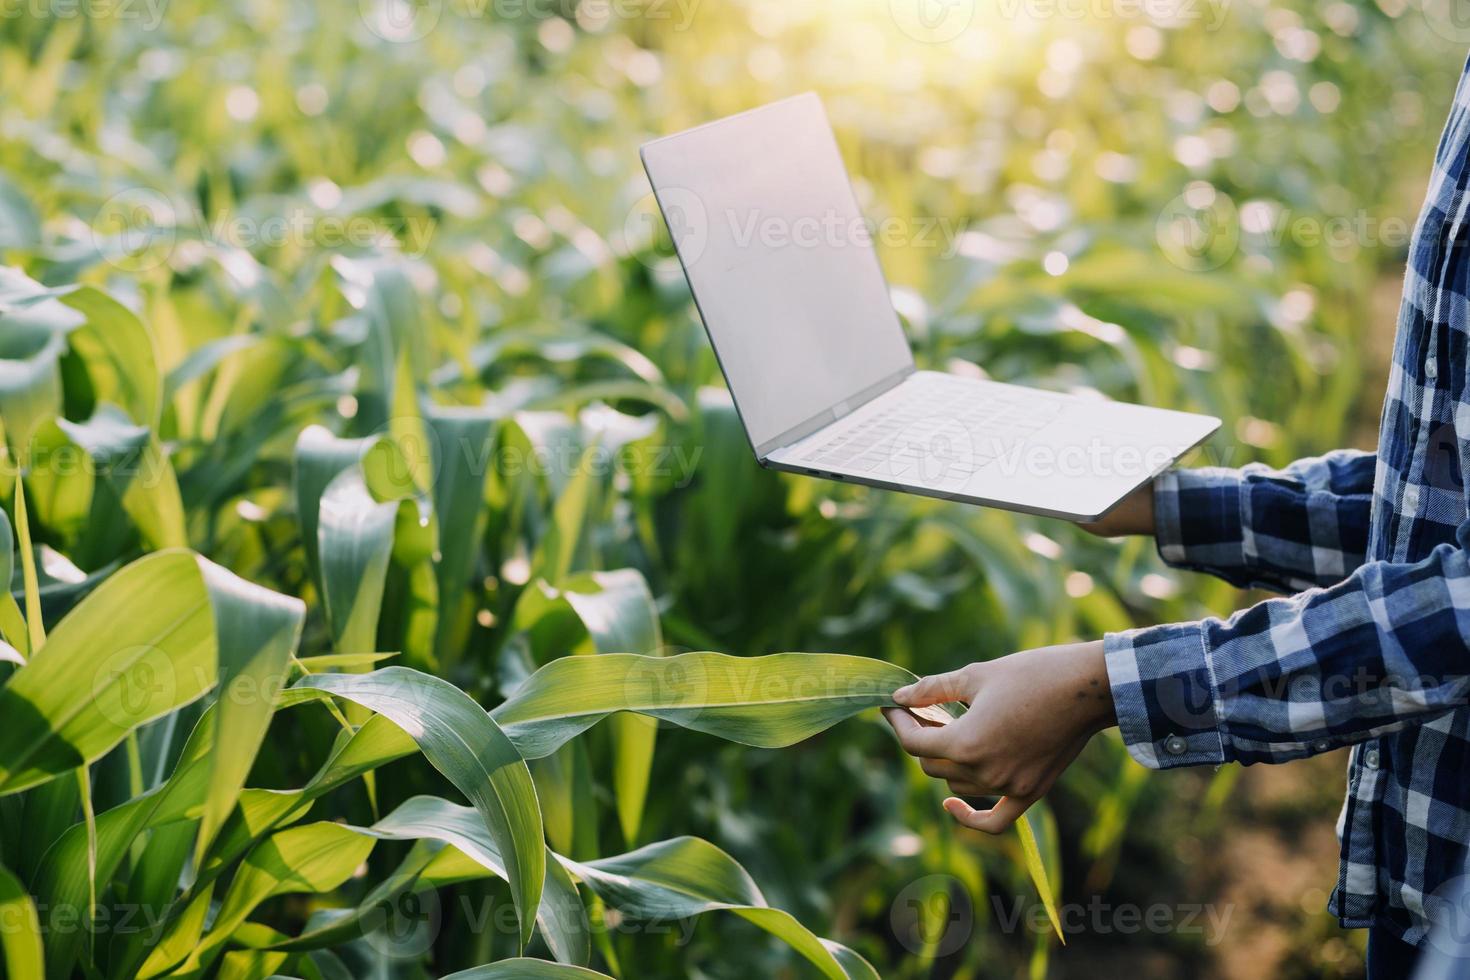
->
[2,0,1466,975]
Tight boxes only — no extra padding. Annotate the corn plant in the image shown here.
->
[0,1,1462,977]
[0,251,1055,980]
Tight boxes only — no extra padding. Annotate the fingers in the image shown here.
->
[918,756,969,782]
[943,794,1033,835]
[882,707,952,758]
[892,666,977,708]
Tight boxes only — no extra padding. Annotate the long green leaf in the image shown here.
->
[345,796,590,965]
[317,467,396,655]
[0,551,213,793]
[0,281,74,462]
[170,822,377,976]
[289,667,545,951]
[0,859,43,979]
[1018,805,1065,945]
[61,285,162,429]
[374,796,878,980]
[441,960,612,980]
[492,652,923,759]
[293,425,379,597]
[193,560,306,866]
[424,401,497,664]
[559,571,662,846]
[35,707,219,980]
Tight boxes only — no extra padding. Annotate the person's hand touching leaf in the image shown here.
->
[884,641,1115,833]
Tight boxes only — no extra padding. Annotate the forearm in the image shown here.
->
[1084,452,1376,593]
[1106,542,1470,770]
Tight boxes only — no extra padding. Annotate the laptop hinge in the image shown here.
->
[754,364,915,460]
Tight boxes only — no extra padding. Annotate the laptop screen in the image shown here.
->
[641,93,915,455]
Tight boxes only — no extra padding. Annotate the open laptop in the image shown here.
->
[639,93,1220,522]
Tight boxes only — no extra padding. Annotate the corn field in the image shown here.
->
[0,1,1463,977]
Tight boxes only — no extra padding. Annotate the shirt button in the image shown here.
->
[1312,738,1332,752]
[1164,735,1188,756]
[1365,749,1381,770]
[1426,357,1439,381]
[1404,486,1420,511]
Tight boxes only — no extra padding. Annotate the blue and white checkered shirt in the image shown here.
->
[1105,55,1470,945]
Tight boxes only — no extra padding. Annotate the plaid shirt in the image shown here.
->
[1105,54,1470,945]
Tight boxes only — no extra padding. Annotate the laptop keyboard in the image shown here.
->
[791,377,1065,482]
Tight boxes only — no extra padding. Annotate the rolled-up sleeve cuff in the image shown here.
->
[1153,467,1247,572]
[1105,622,1227,770]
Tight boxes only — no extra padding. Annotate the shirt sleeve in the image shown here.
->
[1153,450,1376,593]
[1105,540,1470,770]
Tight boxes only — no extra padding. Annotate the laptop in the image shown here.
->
[639,93,1220,522]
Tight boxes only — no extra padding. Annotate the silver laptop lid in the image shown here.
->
[640,93,914,458]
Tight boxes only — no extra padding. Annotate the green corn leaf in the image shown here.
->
[0,550,213,793]
[0,549,303,877]
[0,174,39,249]
[171,822,377,977]
[317,466,396,655]
[0,492,14,592]
[193,560,306,866]
[29,406,187,556]
[243,800,590,966]
[289,667,545,952]
[1018,805,1065,945]
[227,839,447,956]
[0,509,24,659]
[293,425,382,597]
[566,571,662,847]
[135,881,214,979]
[492,652,922,759]
[60,285,163,430]
[0,274,76,465]
[527,569,663,847]
[568,837,878,980]
[531,443,601,586]
[216,944,289,980]
[0,859,43,979]
[440,960,613,980]
[135,714,419,980]
[424,401,497,665]
[35,706,218,979]
[199,713,419,883]
[368,796,878,980]
[339,795,590,965]
[292,652,398,672]
[161,333,260,406]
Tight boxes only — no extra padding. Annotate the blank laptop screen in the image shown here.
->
[640,94,914,453]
